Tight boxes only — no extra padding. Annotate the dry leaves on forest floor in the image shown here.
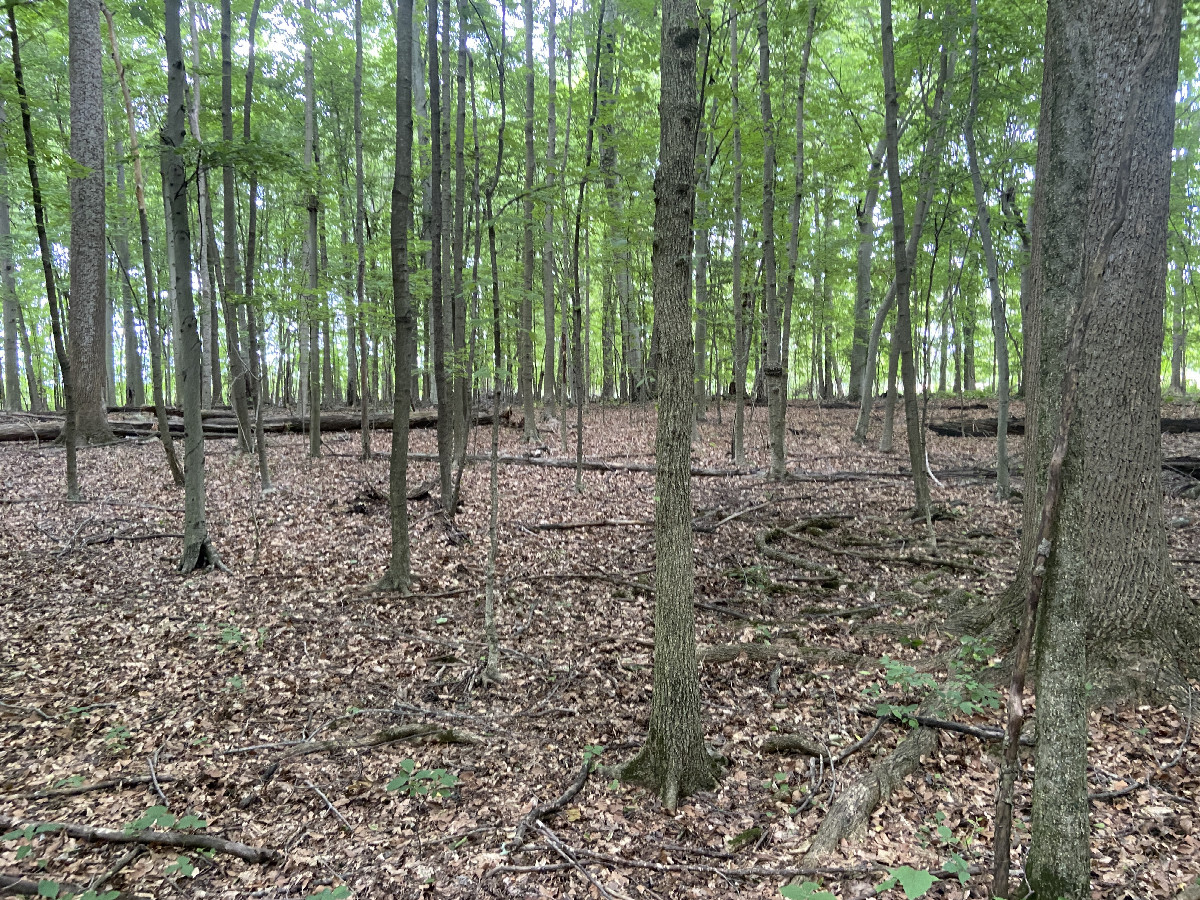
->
[1,399,1198,900]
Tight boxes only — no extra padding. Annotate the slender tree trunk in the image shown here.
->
[618,0,718,812]
[16,302,45,412]
[542,0,558,416]
[758,4,785,480]
[849,136,886,402]
[730,1,745,464]
[427,0,452,501]
[964,0,1009,497]
[113,146,145,407]
[302,1,321,457]
[166,0,220,572]
[517,0,538,438]
[10,6,77,495]
[220,0,252,452]
[103,4,184,485]
[68,0,113,444]
[452,0,468,456]
[1,102,22,412]
[693,115,712,427]
[380,0,416,591]
[354,0,371,461]
[879,0,930,518]
[186,0,217,409]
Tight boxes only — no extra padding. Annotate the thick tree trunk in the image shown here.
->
[186,0,216,409]
[618,0,718,812]
[68,0,113,444]
[1012,3,1188,897]
[693,116,712,427]
[166,0,219,572]
[759,5,785,480]
[427,0,452,500]
[542,0,558,417]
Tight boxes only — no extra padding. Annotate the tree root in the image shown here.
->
[794,721,939,870]
[509,757,592,852]
[9,775,177,801]
[754,528,840,585]
[0,814,279,864]
[698,642,860,667]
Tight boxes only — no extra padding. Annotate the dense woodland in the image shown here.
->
[1,0,1200,898]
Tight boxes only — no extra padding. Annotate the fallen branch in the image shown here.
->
[874,711,1035,745]
[407,451,757,477]
[754,528,839,583]
[0,815,279,864]
[698,642,859,667]
[510,757,592,852]
[9,775,177,801]
[527,518,652,531]
[0,873,93,898]
[785,528,990,574]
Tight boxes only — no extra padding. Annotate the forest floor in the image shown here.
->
[1,398,1199,900]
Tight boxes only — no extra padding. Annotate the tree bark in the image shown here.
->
[113,145,145,408]
[0,101,22,412]
[618,0,718,812]
[381,0,416,592]
[759,4,785,480]
[542,0,558,416]
[519,0,538,438]
[186,0,217,410]
[849,136,886,402]
[303,1,321,458]
[165,0,220,572]
[879,0,930,518]
[354,0,370,461]
[730,1,746,465]
[68,0,113,444]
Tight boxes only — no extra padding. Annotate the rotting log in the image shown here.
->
[0,407,508,443]
[929,415,1200,437]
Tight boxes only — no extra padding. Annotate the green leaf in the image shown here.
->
[780,883,836,900]
[174,815,208,830]
[37,879,59,898]
[877,866,937,899]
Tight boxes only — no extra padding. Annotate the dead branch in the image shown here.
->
[408,451,757,477]
[527,518,653,531]
[510,756,592,852]
[833,719,884,765]
[0,873,94,898]
[0,814,279,864]
[698,642,860,667]
[10,775,177,801]
[874,711,1034,745]
[754,528,840,583]
[784,528,990,574]
[306,780,353,834]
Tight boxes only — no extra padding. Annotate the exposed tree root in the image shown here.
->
[509,757,592,852]
[754,528,840,585]
[10,775,177,801]
[698,642,860,668]
[794,721,939,870]
[0,814,279,864]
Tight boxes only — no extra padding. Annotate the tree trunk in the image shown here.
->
[302,2,321,457]
[186,0,217,410]
[693,114,712,427]
[452,0,468,457]
[1012,3,1187,897]
[354,0,370,460]
[380,0,415,591]
[165,0,219,572]
[518,0,537,438]
[68,0,113,444]
[730,2,745,464]
[964,0,1009,498]
[849,136,886,402]
[0,101,21,412]
[879,0,930,518]
[10,5,77,495]
[618,0,718,812]
[542,0,558,416]
[427,0,452,501]
[220,0,252,453]
[103,4,184,486]
[113,145,145,407]
[759,5,785,480]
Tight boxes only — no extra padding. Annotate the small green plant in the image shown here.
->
[124,806,208,835]
[386,760,459,799]
[226,675,246,693]
[780,883,835,900]
[30,881,118,900]
[103,724,131,752]
[582,744,605,765]
[865,638,1001,727]
[3,823,60,864]
[164,855,197,878]
[219,623,247,650]
[305,888,350,900]
[876,866,937,899]
[762,771,790,801]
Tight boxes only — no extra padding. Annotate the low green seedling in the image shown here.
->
[583,744,605,765]
[780,883,835,900]
[386,759,459,798]
[165,855,197,878]
[124,806,208,835]
[305,888,350,900]
[31,881,118,900]
[876,865,937,899]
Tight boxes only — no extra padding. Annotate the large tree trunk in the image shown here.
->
[303,1,321,458]
[68,0,113,444]
[518,0,538,438]
[1012,2,1188,897]
[186,0,217,410]
[427,0,452,501]
[165,0,219,572]
[759,4,784,480]
[113,146,145,408]
[354,0,370,461]
[618,0,718,812]
[542,0,558,417]
[693,115,712,427]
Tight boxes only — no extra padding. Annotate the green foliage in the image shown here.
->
[124,805,208,835]
[164,855,198,878]
[582,744,605,764]
[780,883,836,900]
[305,888,351,900]
[103,724,131,752]
[864,638,1000,726]
[386,760,460,799]
[875,865,937,899]
[31,881,119,900]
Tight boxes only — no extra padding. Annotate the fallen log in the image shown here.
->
[929,415,1200,437]
[0,814,279,864]
[0,408,507,443]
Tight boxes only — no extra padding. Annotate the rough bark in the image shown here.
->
[303,3,321,458]
[113,146,145,408]
[381,0,415,592]
[618,0,718,811]
[0,101,21,412]
[519,0,538,439]
[428,2,453,501]
[542,0,558,416]
[68,0,113,444]
[759,4,784,480]
[849,136,886,403]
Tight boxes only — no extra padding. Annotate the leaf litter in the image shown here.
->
[0,400,1197,899]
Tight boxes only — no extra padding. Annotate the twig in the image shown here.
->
[0,814,279,864]
[875,710,1034,745]
[306,780,353,834]
[0,701,55,722]
[527,518,653,531]
[148,749,168,807]
[535,821,619,900]
[833,719,883,764]
[8,775,177,801]
[510,757,592,851]
[88,845,146,892]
